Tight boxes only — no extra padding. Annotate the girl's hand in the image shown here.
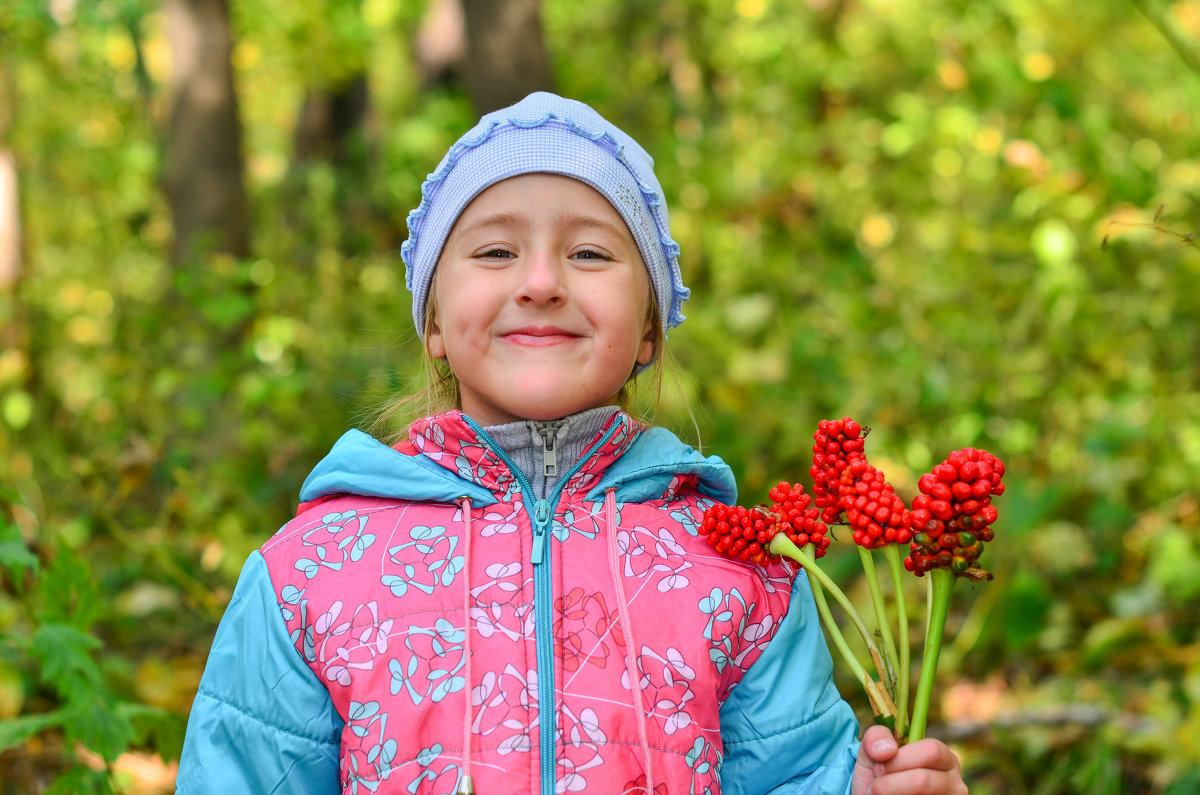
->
[851,725,967,795]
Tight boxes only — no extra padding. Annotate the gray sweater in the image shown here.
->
[483,406,622,500]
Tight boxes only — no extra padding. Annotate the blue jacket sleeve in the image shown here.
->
[177,551,344,794]
[719,572,861,795]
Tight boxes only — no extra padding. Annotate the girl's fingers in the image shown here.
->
[867,766,969,795]
[860,725,899,763]
[886,738,961,773]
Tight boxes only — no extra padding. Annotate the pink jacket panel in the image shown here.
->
[260,412,796,794]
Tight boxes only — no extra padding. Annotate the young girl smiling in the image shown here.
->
[178,92,966,795]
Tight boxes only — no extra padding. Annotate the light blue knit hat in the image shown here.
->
[402,92,688,346]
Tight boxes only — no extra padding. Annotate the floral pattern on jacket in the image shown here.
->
[260,410,798,794]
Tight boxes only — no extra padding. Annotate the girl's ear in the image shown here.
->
[636,317,657,367]
[426,305,447,360]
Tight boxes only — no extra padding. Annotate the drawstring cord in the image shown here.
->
[457,497,475,795]
[605,488,654,793]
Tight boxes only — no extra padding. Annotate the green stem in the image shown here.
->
[807,570,870,686]
[769,534,887,682]
[883,545,910,739]
[909,567,954,742]
[857,546,898,694]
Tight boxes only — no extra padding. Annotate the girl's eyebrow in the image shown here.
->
[554,212,629,240]
[454,212,530,236]
[454,211,630,241]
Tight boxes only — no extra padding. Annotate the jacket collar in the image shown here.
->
[407,410,645,501]
[298,410,735,512]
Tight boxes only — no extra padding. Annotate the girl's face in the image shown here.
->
[428,173,656,426]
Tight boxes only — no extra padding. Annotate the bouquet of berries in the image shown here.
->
[699,418,1005,741]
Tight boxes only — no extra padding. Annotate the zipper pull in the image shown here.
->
[535,420,565,478]
[530,498,552,565]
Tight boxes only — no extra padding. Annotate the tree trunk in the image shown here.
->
[0,45,24,359]
[293,75,369,166]
[0,44,18,297]
[460,0,555,114]
[416,0,466,88]
[164,0,249,264]
[0,150,18,296]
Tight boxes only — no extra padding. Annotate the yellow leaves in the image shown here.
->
[938,60,969,91]
[0,350,26,389]
[972,127,1004,156]
[231,41,261,71]
[103,32,137,73]
[1021,52,1056,82]
[735,0,768,18]
[860,213,896,249]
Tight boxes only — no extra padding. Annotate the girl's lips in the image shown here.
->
[501,327,582,347]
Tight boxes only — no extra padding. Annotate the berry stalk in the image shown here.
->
[908,567,953,741]
[883,544,911,739]
[807,563,898,722]
[806,567,869,690]
[768,534,892,693]
[857,546,899,695]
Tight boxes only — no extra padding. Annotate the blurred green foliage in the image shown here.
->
[2,0,1199,791]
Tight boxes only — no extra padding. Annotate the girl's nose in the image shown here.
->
[517,249,566,306]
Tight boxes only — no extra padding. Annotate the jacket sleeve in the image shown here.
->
[718,572,861,795]
[177,551,344,794]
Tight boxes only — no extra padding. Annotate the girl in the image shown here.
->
[178,92,966,795]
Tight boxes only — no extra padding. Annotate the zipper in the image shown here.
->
[461,413,624,795]
[536,419,566,478]
[530,499,552,565]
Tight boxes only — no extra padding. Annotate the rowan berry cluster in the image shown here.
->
[699,418,1007,743]
[905,448,1006,576]
[838,464,913,550]
[810,417,866,522]
[699,482,830,566]
[699,504,778,566]
[767,481,832,557]
[810,417,912,550]
[703,420,1004,579]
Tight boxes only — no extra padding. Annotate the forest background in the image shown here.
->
[1,0,1199,792]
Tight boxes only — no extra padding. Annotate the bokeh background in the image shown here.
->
[2,0,1199,791]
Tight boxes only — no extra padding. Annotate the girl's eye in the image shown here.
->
[571,248,611,262]
[477,248,515,260]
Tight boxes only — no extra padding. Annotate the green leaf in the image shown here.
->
[0,710,64,753]
[30,623,103,699]
[34,546,101,629]
[0,520,39,585]
[1147,525,1200,603]
[64,695,136,764]
[1001,572,1052,652]
[45,764,115,795]
[120,702,188,762]
[1167,768,1200,795]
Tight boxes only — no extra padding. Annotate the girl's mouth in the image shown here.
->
[502,327,581,347]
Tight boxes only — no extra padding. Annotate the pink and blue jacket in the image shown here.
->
[178,410,859,794]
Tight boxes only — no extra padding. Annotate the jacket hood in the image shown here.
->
[298,412,736,509]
